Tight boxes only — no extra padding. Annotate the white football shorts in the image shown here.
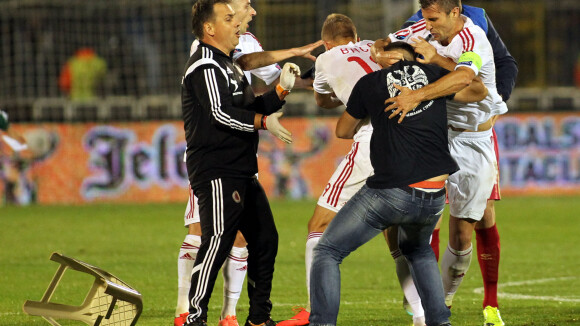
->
[184,184,200,226]
[447,129,497,221]
[317,141,374,213]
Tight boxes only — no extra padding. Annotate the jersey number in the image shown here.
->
[347,56,374,74]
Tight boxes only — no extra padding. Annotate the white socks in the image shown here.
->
[221,246,249,319]
[305,232,322,311]
[391,249,425,321]
[176,234,201,316]
[441,244,473,306]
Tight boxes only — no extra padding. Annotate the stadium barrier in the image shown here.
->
[2,112,580,205]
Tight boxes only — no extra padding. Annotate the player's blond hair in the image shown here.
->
[321,13,357,42]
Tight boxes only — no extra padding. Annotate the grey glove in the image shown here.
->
[264,112,292,144]
[279,63,301,91]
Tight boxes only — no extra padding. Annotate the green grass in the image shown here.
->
[1,197,579,325]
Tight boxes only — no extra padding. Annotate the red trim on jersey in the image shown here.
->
[307,232,323,240]
[243,32,262,47]
[411,19,426,32]
[227,254,248,262]
[489,128,501,200]
[181,242,200,250]
[412,26,426,33]
[459,28,475,52]
[327,142,359,207]
[186,185,195,219]
[465,28,475,51]
[395,30,411,37]
[458,31,469,52]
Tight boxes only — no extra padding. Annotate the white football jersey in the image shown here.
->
[389,16,507,131]
[190,32,281,86]
[314,40,381,142]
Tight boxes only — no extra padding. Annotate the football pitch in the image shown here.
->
[1,196,579,325]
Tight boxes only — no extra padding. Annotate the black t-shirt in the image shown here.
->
[346,60,459,189]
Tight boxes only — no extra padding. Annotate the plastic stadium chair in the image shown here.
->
[23,252,142,326]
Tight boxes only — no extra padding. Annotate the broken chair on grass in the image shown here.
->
[23,252,142,325]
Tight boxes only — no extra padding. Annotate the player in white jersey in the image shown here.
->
[374,1,508,323]
[278,14,425,326]
[175,1,323,326]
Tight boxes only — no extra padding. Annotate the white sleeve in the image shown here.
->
[313,57,332,94]
[234,33,281,85]
[250,64,281,85]
[388,26,415,44]
[453,28,491,76]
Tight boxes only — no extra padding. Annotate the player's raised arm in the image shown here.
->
[235,40,323,71]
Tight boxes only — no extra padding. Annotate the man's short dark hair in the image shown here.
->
[191,0,231,39]
[384,42,417,61]
[419,0,460,14]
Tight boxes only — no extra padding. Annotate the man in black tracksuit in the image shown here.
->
[181,1,297,325]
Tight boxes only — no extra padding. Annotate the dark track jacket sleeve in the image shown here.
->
[244,89,285,116]
[485,13,518,101]
[188,64,257,132]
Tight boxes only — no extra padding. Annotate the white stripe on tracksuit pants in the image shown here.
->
[187,177,278,324]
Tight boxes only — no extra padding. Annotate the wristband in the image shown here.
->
[276,84,290,97]
[261,115,268,130]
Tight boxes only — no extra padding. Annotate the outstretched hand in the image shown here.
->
[292,40,324,61]
[384,84,421,123]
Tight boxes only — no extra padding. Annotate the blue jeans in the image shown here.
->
[309,185,451,326]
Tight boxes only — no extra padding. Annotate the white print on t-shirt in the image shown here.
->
[386,65,433,118]
[386,65,429,97]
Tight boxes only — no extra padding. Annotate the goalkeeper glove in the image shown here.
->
[262,112,292,144]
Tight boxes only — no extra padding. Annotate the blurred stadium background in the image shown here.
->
[1,0,580,205]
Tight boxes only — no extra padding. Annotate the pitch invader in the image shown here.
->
[174,1,322,326]
[374,0,509,325]
[278,13,426,326]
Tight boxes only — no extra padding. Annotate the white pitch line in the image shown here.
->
[473,276,580,302]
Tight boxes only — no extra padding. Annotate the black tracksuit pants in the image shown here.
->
[187,176,278,323]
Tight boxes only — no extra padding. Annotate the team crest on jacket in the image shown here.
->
[232,190,241,203]
[386,65,429,98]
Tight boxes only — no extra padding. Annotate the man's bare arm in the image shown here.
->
[453,76,488,103]
[385,67,476,123]
[314,91,343,109]
[336,110,361,139]
[236,40,323,71]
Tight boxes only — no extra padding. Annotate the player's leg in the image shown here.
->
[443,129,496,308]
[397,189,451,326]
[476,200,504,325]
[276,204,336,326]
[220,231,248,325]
[309,186,386,326]
[279,141,372,326]
[441,215,476,307]
[186,178,244,325]
[238,178,278,326]
[175,185,201,326]
[474,127,504,325]
[383,227,425,326]
[431,210,443,261]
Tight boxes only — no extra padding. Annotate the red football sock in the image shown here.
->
[430,228,440,261]
[476,224,500,308]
